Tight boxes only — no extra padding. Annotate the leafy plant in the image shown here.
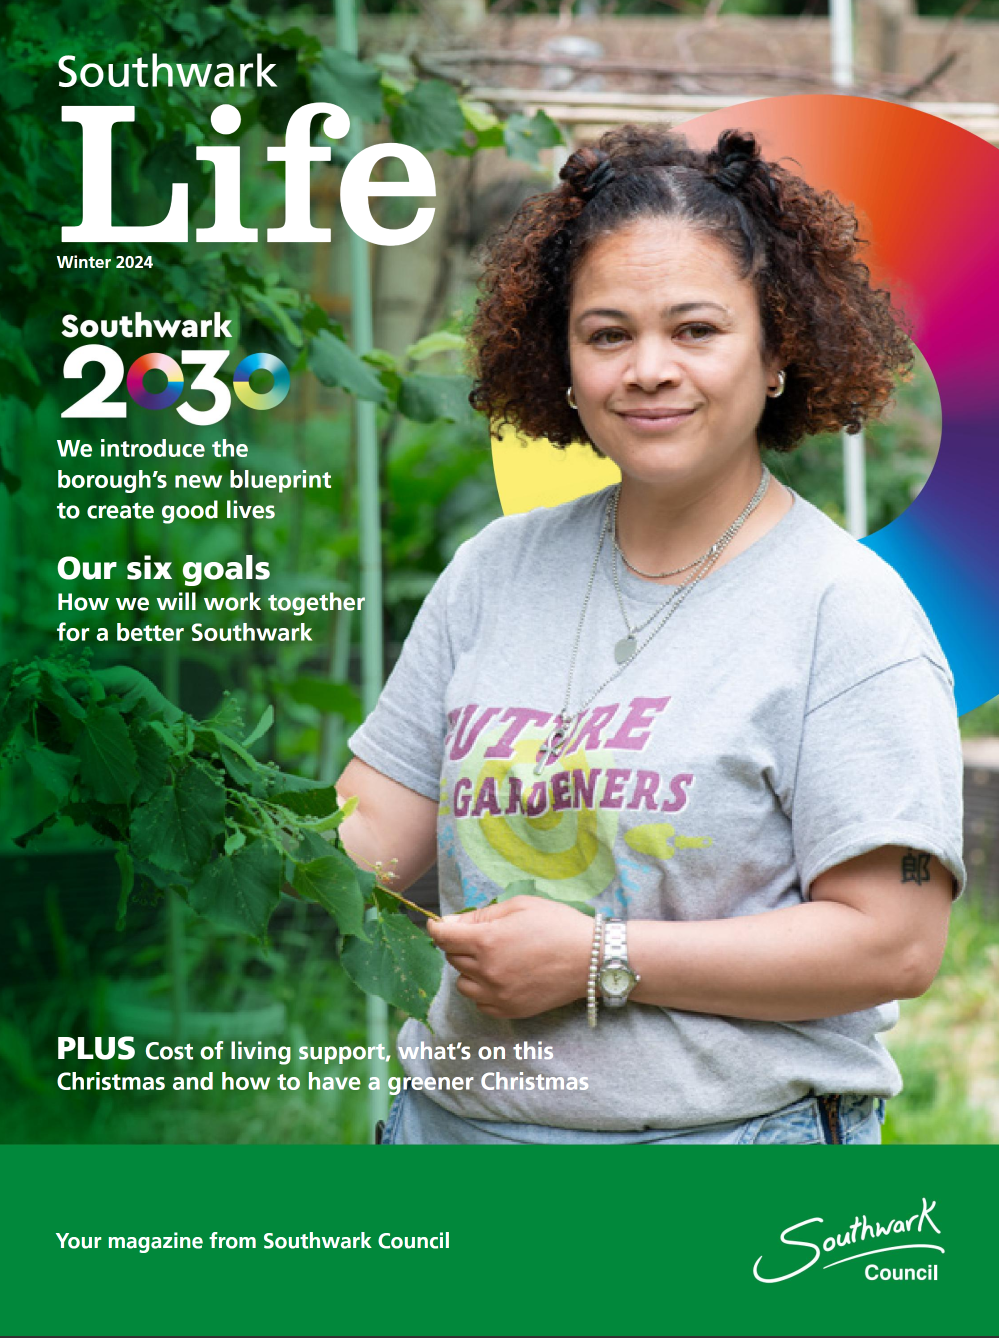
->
[0,655,442,1023]
[0,0,564,471]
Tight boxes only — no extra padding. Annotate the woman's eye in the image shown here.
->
[678,323,716,341]
[590,329,628,346]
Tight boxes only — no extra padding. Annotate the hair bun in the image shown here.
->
[709,129,763,194]
[583,157,616,198]
[560,148,616,201]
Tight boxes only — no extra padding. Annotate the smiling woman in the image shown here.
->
[335,124,965,1146]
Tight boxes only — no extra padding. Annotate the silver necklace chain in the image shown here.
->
[533,467,771,775]
[618,547,705,579]
[613,469,769,578]
[610,465,771,661]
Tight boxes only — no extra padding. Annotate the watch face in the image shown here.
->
[600,965,635,997]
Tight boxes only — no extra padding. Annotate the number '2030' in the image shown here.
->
[61,345,290,426]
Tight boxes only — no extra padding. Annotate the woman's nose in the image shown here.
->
[624,338,683,392]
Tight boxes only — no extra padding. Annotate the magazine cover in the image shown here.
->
[2,1,998,1335]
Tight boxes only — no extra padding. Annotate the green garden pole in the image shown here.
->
[163,644,188,1044]
[335,0,389,1134]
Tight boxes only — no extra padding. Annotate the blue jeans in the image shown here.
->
[380,1089,885,1145]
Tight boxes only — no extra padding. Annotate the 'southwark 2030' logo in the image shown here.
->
[753,1197,943,1284]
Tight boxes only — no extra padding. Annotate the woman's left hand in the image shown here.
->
[427,896,594,1020]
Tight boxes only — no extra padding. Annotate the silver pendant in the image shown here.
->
[534,717,570,774]
[614,635,637,664]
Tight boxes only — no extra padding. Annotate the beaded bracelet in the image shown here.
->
[587,912,607,1029]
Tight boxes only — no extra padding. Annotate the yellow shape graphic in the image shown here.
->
[625,823,713,861]
[491,425,620,515]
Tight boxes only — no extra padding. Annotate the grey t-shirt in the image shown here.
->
[349,489,965,1130]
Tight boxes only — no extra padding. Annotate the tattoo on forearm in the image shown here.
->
[901,849,931,885]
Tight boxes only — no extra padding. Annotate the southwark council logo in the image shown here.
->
[753,1197,943,1284]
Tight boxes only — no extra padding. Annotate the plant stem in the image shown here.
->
[375,883,441,921]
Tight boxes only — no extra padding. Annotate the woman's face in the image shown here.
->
[567,217,781,490]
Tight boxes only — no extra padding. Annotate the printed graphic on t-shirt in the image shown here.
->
[439,695,712,907]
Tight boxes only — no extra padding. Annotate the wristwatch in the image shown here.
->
[598,918,640,1007]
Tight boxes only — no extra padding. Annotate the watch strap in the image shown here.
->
[603,918,628,965]
[599,917,638,1006]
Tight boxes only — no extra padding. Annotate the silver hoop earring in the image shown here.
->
[767,370,786,399]
[566,386,578,411]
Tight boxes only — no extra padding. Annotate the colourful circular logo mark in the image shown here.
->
[493,96,999,714]
[232,353,290,411]
[126,352,183,410]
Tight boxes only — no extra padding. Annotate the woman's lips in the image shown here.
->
[617,407,697,429]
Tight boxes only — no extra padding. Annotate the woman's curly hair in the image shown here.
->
[467,125,913,453]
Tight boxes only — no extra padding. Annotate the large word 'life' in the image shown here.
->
[61,102,435,247]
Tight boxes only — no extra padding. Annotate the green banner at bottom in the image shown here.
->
[0,1145,992,1337]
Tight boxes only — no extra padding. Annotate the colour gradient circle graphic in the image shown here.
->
[126,352,184,411]
[232,353,290,411]
[492,96,999,714]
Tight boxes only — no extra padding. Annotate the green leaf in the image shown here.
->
[309,330,388,403]
[64,801,129,842]
[243,704,274,749]
[267,771,331,797]
[94,667,183,723]
[389,80,467,154]
[13,810,61,849]
[115,845,134,932]
[293,848,367,938]
[23,747,78,801]
[134,859,182,893]
[217,735,264,789]
[309,49,385,123]
[302,299,334,339]
[203,694,245,737]
[293,828,335,863]
[282,677,363,720]
[405,330,466,362]
[460,101,499,134]
[270,783,342,820]
[379,72,409,97]
[0,669,37,751]
[39,667,88,724]
[504,110,564,165]
[363,347,399,374]
[129,720,173,804]
[355,867,377,901]
[188,841,283,940]
[341,910,443,1023]
[147,718,189,757]
[130,761,225,879]
[72,706,140,805]
[471,125,504,152]
[224,827,247,856]
[372,885,403,914]
[307,793,357,833]
[397,373,476,425]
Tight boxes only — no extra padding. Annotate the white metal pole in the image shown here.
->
[830,0,855,90]
[844,431,868,538]
[829,0,868,537]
